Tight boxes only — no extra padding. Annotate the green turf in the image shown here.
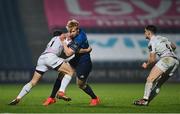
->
[0,83,180,113]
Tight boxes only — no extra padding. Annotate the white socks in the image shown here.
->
[16,74,72,99]
[17,83,32,99]
[143,82,153,100]
[59,74,72,93]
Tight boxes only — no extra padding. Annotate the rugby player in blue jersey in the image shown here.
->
[43,19,100,106]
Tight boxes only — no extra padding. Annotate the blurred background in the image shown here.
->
[0,0,180,83]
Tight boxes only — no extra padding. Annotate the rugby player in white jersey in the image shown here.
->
[134,25,179,106]
[9,31,91,105]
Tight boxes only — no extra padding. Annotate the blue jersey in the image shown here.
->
[68,29,92,80]
[68,29,91,64]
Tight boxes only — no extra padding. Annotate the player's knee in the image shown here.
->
[30,78,40,86]
[65,70,74,76]
[147,77,155,83]
[77,82,86,89]
[64,67,74,76]
[58,63,74,76]
[78,84,86,89]
[29,81,37,87]
[60,68,74,76]
[68,69,74,76]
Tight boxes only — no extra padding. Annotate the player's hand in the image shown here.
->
[142,62,148,69]
[87,47,92,53]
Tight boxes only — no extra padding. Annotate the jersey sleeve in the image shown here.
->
[68,41,80,53]
[164,37,171,46]
[68,32,85,53]
[148,42,156,53]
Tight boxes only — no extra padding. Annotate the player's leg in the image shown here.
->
[76,61,100,106]
[76,78,100,106]
[48,55,74,99]
[51,59,76,100]
[149,58,179,103]
[50,72,64,98]
[77,79,97,99]
[43,62,74,106]
[76,62,96,99]
[77,78,100,106]
[144,65,164,100]
[148,73,169,103]
[57,62,74,92]
[134,57,179,106]
[10,54,49,105]
[134,65,164,106]
[43,72,64,106]
[9,71,42,105]
[56,62,74,100]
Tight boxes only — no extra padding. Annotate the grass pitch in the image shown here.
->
[0,83,180,113]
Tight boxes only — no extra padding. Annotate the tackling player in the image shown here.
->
[134,25,179,106]
[9,30,91,105]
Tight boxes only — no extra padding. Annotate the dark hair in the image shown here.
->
[145,25,157,34]
[53,30,62,37]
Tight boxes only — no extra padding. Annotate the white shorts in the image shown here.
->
[35,53,64,72]
[156,57,179,76]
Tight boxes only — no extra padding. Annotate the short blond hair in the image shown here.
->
[66,19,79,31]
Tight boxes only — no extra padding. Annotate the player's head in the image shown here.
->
[144,25,157,39]
[59,33,67,41]
[66,19,80,38]
[53,30,62,37]
[51,28,63,37]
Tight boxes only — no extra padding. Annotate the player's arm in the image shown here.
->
[61,32,90,56]
[63,41,92,55]
[142,43,156,69]
[60,33,75,57]
[79,47,92,53]
[142,52,156,69]
[62,41,75,56]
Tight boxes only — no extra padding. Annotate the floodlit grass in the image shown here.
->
[0,83,180,113]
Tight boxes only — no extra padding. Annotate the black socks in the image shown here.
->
[82,84,97,99]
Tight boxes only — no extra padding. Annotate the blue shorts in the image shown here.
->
[69,60,92,81]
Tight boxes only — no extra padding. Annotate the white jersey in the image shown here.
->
[149,35,179,76]
[36,36,73,72]
[148,35,177,58]
[42,36,63,56]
